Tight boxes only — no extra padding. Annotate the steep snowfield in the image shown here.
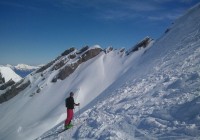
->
[0,3,200,140]
[0,43,153,140]
[0,66,22,82]
[39,3,200,140]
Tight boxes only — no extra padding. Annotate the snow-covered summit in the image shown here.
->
[0,66,22,83]
[6,64,40,71]
[5,64,40,78]
[14,64,39,71]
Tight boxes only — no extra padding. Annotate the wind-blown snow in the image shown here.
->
[0,66,22,82]
[40,3,200,140]
[0,3,200,140]
[0,44,153,140]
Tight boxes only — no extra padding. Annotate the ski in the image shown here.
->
[36,128,69,140]
[35,119,87,140]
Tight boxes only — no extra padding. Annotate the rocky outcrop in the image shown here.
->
[51,60,65,71]
[36,56,61,73]
[0,80,30,104]
[0,73,5,84]
[0,79,15,90]
[37,48,76,73]
[56,62,80,80]
[61,47,75,56]
[52,49,78,71]
[104,47,113,54]
[52,47,102,82]
[68,54,76,59]
[127,37,153,55]
[81,47,102,62]
[76,46,89,54]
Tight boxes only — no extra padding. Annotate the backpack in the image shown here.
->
[65,98,69,108]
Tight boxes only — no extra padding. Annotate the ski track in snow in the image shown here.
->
[43,9,200,139]
[41,36,200,140]
[1,3,200,140]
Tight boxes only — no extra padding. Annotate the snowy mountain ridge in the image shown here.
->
[0,3,200,140]
[38,3,200,140]
[0,37,153,140]
[6,64,41,78]
[6,64,40,71]
[14,64,40,71]
[0,66,22,83]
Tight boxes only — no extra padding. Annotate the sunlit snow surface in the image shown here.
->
[0,3,200,140]
[0,66,22,82]
[43,4,200,140]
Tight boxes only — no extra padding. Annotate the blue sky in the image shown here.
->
[0,0,199,65]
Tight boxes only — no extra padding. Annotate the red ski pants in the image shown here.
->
[65,109,74,125]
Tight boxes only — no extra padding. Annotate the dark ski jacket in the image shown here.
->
[65,96,75,109]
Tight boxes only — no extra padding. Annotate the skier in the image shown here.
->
[65,92,80,129]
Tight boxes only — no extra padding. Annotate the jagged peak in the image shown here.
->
[126,36,154,55]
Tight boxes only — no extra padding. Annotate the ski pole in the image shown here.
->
[78,105,80,116]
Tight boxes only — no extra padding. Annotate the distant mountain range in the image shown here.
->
[0,66,22,83]
[6,64,41,78]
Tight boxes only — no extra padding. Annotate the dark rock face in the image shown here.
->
[36,48,76,74]
[69,54,76,59]
[120,48,125,53]
[76,46,89,54]
[52,60,65,71]
[36,61,56,73]
[127,37,153,55]
[0,47,102,102]
[0,79,15,90]
[57,62,80,80]
[36,56,61,73]
[0,73,5,84]
[53,47,102,81]
[165,28,170,34]
[81,47,102,62]
[61,48,75,56]
[104,47,113,54]
[0,80,30,104]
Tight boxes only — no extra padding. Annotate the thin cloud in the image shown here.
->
[0,1,41,11]
[148,8,184,21]
[148,14,181,21]
[58,0,162,21]
[180,0,195,3]
[54,0,197,21]
[96,9,142,21]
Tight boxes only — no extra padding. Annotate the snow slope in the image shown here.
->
[39,3,200,140]
[0,66,22,82]
[0,3,200,140]
[0,43,153,140]
[7,64,40,78]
